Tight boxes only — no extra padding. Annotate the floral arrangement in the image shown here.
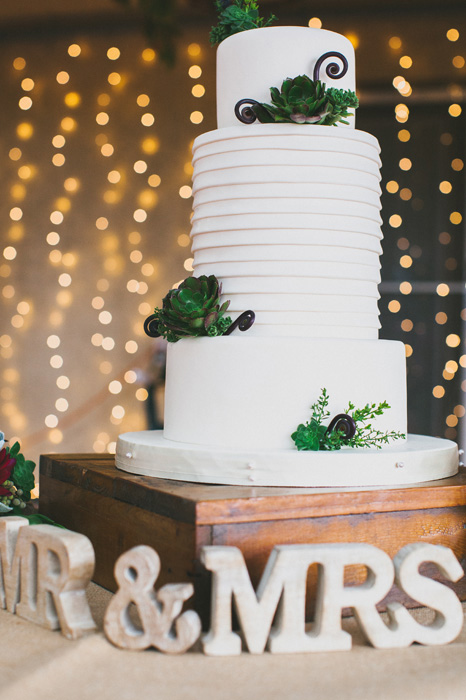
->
[148,275,232,343]
[0,434,35,513]
[210,0,277,46]
[291,389,405,451]
[250,75,359,126]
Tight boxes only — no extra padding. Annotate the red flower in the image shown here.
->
[0,447,15,495]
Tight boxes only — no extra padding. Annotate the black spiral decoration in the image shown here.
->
[234,99,260,124]
[224,310,256,335]
[325,413,356,441]
[144,314,161,338]
[313,51,348,82]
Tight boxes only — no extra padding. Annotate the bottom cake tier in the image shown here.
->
[116,433,458,487]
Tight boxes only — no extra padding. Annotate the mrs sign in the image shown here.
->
[0,517,464,653]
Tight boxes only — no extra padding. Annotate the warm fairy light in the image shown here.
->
[439,232,451,245]
[446,334,461,347]
[450,211,462,224]
[138,302,151,315]
[61,117,77,132]
[433,385,445,398]
[0,335,12,348]
[386,180,399,193]
[133,209,147,222]
[58,273,72,287]
[64,92,81,108]
[134,160,147,173]
[46,230,61,244]
[108,380,122,394]
[388,300,401,313]
[455,405,466,417]
[91,333,103,347]
[446,415,458,427]
[308,17,322,28]
[137,94,150,107]
[96,217,109,230]
[112,405,125,419]
[124,370,137,384]
[389,214,402,228]
[125,340,138,354]
[447,29,460,41]
[452,56,465,69]
[451,158,464,171]
[399,56,412,69]
[398,158,412,171]
[389,36,402,50]
[50,355,63,369]
[188,43,201,57]
[102,337,115,352]
[188,65,202,79]
[141,263,155,277]
[52,135,66,148]
[10,315,24,329]
[17,122,33,139]
[57,375,70,389]
[177,233,190,247]
[107,170,121,184]
[9,208,22,221]
[184,258,194,272]
[141,113,155,127]
[404,344,413,358]
[130,250,143,263]
[179,185,192,199]
[99,310,112,325]
[445,360,458,374]
[192,84,205,98]
[148,174,161,187]
[101,143,114,157]
[45,414,58,428]
[399,188,412,201]
[52,154,65,167]
[439,181,452,194]
[436,283,450,297]
[435,312,448,325]
[107,47,120,60]
[11,185,25,201]
[17,165,32,180]
[97,278,110,292]
[399,282,412,295]
[127,279,139,293]
[136,388,149,402]
[13,57,26,70]
[19,97,32,110]
[2,285,15,298]
[397,129,410,142]
[141,48,156,63]
[448,104,462,117]
[57,291,73,310]
[3,246,17,260]
[46,334,61,349]
[56,71,70,84]
[139,190,158,209]
[21,78,34,91]
[108,72,121,86]
[395,104,409,123]
[190,111,204,124]
[401,319,413,332]
[9,148,22,161]
[68,44,82,57]
[96,112,110,125]
[137,282,148,295]
[98,93,110,107]
[55,398,69,412]
[141,137,160,154]
[49,250,62,264]
[49,429,63,444]
[50,211,64,224]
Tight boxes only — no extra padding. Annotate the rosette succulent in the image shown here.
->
[149,275,232,342]
[251,76,359,126]
[210,0,277,46]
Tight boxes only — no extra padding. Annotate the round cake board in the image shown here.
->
[115,433,458,488]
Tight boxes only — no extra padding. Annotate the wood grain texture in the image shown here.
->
[39,455,466,626]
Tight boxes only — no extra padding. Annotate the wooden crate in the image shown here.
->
[39,454,466,624]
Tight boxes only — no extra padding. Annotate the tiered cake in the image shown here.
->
[116,26,458,487]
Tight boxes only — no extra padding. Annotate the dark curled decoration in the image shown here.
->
[144,314,161,338]
[224,310,256,335]
[234,99,260,124]
[313,51,348,82]
[325,413,356,441]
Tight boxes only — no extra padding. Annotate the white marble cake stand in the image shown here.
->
[116,432,458,488]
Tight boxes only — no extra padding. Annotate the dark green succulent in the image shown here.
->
[151,275,232,342]
[251,75,359,126]
[210,0,277,46]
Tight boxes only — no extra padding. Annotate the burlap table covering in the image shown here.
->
[2,583,466,700]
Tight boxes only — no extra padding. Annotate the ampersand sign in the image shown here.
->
[103,545,201,653]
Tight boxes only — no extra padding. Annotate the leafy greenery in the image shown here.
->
[251,75,359,126]
[210,0,277,46]
[151,275,232,342]
[0,440,35,511]
[291,389,405,451]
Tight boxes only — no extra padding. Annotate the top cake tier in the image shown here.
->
[216,27,356,129]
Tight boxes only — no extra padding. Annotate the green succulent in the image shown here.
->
[251,75,359,126]
[151,275,232,342]
[210,0,277,46]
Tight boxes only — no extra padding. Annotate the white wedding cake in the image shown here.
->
[116,26,458,487]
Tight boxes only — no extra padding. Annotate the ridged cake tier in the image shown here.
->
[216,27,356,129]
[163,337,407,450]
[191,125,383,339]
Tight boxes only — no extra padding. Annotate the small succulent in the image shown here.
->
[150,275,232,342]
[251,75,359,126]
[210,0,277,46]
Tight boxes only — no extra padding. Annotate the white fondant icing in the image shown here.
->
[116,434,458,488]
[216,28,356,129]
[163,337,406,450]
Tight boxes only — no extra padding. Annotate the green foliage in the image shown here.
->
[251,75,359,126]
[210,0,277,46]
[291,389,405,452]
[0,441,36,512]
[152,275,232,342]
[10,448,35,501]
